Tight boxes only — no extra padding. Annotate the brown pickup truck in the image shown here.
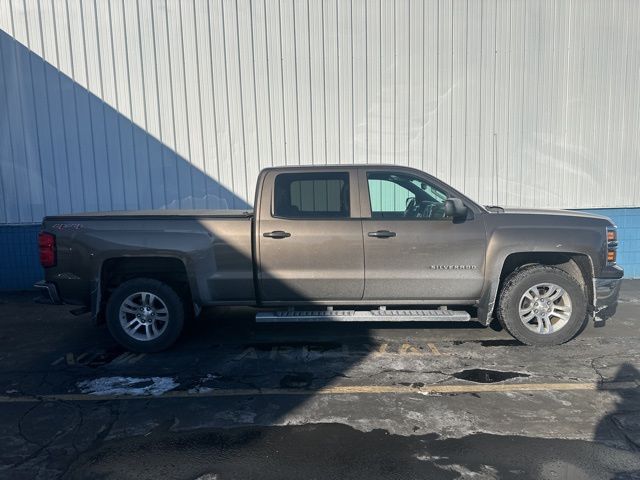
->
[36,165,623,352]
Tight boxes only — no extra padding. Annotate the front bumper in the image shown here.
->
[593,278,622,323]
[34,280,62,305]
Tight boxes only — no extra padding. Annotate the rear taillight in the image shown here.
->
[38,232,56,267]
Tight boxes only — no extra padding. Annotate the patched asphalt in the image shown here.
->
[0,281,639,479]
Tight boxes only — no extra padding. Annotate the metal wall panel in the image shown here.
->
[1,0,639,224]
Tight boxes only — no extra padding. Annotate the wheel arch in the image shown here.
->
[478,251,595,326]
[93,256,194,324]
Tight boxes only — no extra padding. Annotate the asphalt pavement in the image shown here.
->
[0,281,639,479]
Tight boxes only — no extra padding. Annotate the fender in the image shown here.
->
[477,224,603,325]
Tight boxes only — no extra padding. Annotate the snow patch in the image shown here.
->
[416,455,449,461]
[433,463,499,479]
[77,376,178,396]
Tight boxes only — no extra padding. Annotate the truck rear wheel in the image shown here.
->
[497,265,587,346]
[106,278,185,353]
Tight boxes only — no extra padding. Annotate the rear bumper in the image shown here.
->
[34,280,62,305]
[593,278,622,322]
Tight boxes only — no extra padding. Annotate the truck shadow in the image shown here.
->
[0,29,250,227]
[594,362,640,453]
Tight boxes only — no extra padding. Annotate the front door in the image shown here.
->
[361,169,487,302]
[258,169,364,302]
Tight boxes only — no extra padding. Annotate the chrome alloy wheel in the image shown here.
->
[119,291,169,341]
[518,283,573,334]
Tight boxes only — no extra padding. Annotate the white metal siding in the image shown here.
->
[1,0,639,224]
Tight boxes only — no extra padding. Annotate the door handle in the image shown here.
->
[263,230,291,239]
[368,230,396,238]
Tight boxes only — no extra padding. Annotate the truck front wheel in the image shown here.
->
[106,278,185,353]
[497,265,587,346]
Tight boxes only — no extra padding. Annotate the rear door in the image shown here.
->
[257,168,364,302]
[360,168,487,302]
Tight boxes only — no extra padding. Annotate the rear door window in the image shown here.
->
[273,172,350,218]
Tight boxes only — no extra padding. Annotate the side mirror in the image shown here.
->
[444,198,468,219]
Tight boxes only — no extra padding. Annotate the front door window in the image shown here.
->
[367,172,449,220]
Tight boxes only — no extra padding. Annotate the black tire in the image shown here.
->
[497,265,587,346]
[106,278,185,353]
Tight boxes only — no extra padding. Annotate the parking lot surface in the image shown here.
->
[1,281,639,479]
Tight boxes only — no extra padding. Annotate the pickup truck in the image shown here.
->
[35,165,623,352]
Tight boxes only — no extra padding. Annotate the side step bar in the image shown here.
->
[256,309,471,323]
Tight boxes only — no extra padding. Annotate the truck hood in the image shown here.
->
[496,207,612,223]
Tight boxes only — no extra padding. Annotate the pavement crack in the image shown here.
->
[60,402,120,479]
[17,403,43,448]
[591,358,606,383]
[12,401,81,471]
[589,354,622,384]
[68,401,85,456]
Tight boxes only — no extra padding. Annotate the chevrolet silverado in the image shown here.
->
[35,165,623,352]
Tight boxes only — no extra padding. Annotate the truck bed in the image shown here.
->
[41,210,256,307]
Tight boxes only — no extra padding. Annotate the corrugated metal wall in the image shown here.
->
[1,0,639,224]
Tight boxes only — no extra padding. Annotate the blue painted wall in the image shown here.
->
[1,208,638,291]
[0,224,42,291]
[580,208,640,279]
